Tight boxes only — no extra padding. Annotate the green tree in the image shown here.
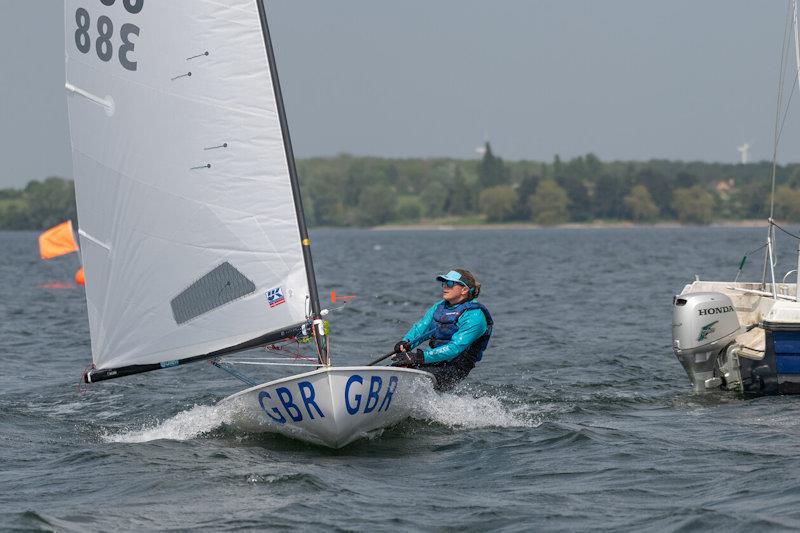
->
[356,185,395,226]
[25,177,77,229]
[584,153,602,178]
[730,179,770,219]
[395,195,424,222]
[551,154,563,180]
[0,200,32,230]
[302,175,347,226]
[479,186,517,222]
[419,181,449,217]
[447,167,473,214]
[675,172,699,188]
[0,188,24,200]
[623,184,660,221]
[593,174,628,219]
[515,175,541,220]
[478,143,508,189]
[529,179,569,225]
[671,186,715,224]
[773,185,800,222]
[635,169,673,217]
[558,174,591,221]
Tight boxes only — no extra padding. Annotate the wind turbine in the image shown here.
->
[737,142,751,164]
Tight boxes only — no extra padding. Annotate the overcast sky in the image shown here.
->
[1,1,798,189]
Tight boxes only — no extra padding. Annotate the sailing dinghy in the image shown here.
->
[672,0,800,396]
[66,0,435,448]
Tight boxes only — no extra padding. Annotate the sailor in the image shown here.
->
[391,268,493,391]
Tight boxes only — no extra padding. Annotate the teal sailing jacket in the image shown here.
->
[403,300,489,364]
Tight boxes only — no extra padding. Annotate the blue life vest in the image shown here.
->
[429,300,493,363]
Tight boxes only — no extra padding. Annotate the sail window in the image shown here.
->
[171,262,256,325]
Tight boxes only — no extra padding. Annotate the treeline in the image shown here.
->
[0,177,77,230]
[297,145,800,226]
[4,146,800,230]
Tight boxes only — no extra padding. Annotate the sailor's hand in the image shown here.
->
[390,352,408,366]
[394,340,411,353]
[408,349,425,365]
[391,349,424,367]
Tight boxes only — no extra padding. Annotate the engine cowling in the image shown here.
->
[672,292,742,391]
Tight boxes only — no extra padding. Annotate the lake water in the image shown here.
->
[4,226,800,531]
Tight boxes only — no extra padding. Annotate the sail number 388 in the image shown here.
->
[74,0,143,72]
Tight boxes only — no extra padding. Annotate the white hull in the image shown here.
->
[219,366,436,448]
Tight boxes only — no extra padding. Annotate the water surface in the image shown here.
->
[3,226,800,531]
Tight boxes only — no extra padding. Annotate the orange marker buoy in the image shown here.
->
[75,267,85,286]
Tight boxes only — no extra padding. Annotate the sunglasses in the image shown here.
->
[442,280,466,289]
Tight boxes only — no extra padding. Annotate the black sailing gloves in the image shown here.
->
[391,349,425,367]
[394,340,411,354]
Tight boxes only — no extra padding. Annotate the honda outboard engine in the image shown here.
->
[672,292,742,392]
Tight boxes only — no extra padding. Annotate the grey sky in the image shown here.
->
[0,1,797,189]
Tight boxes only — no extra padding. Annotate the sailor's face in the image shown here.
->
[442,282,469,304]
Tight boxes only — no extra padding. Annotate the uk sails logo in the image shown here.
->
[267,287,286,308]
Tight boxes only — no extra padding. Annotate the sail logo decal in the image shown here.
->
[698,321,719,341]
[266,287,286,308]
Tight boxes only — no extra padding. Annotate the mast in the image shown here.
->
[255,0,323,323]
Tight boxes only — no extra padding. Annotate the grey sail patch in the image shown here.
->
[171,262,256,325]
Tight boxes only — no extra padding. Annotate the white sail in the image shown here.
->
[65,0,311,370]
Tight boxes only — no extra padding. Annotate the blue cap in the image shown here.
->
[435,270,467,286]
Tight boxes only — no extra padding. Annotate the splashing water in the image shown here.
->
[411,388,541,429]
[101,388,538,445]
[102,403,236,443]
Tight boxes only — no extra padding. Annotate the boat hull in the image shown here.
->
[740,327,800,394]
[219,366,436,448]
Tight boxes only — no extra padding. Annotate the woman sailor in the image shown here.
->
[391,268,493,391]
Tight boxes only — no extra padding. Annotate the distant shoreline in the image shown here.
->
[372,219,769,231]
[0,219,773,233]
